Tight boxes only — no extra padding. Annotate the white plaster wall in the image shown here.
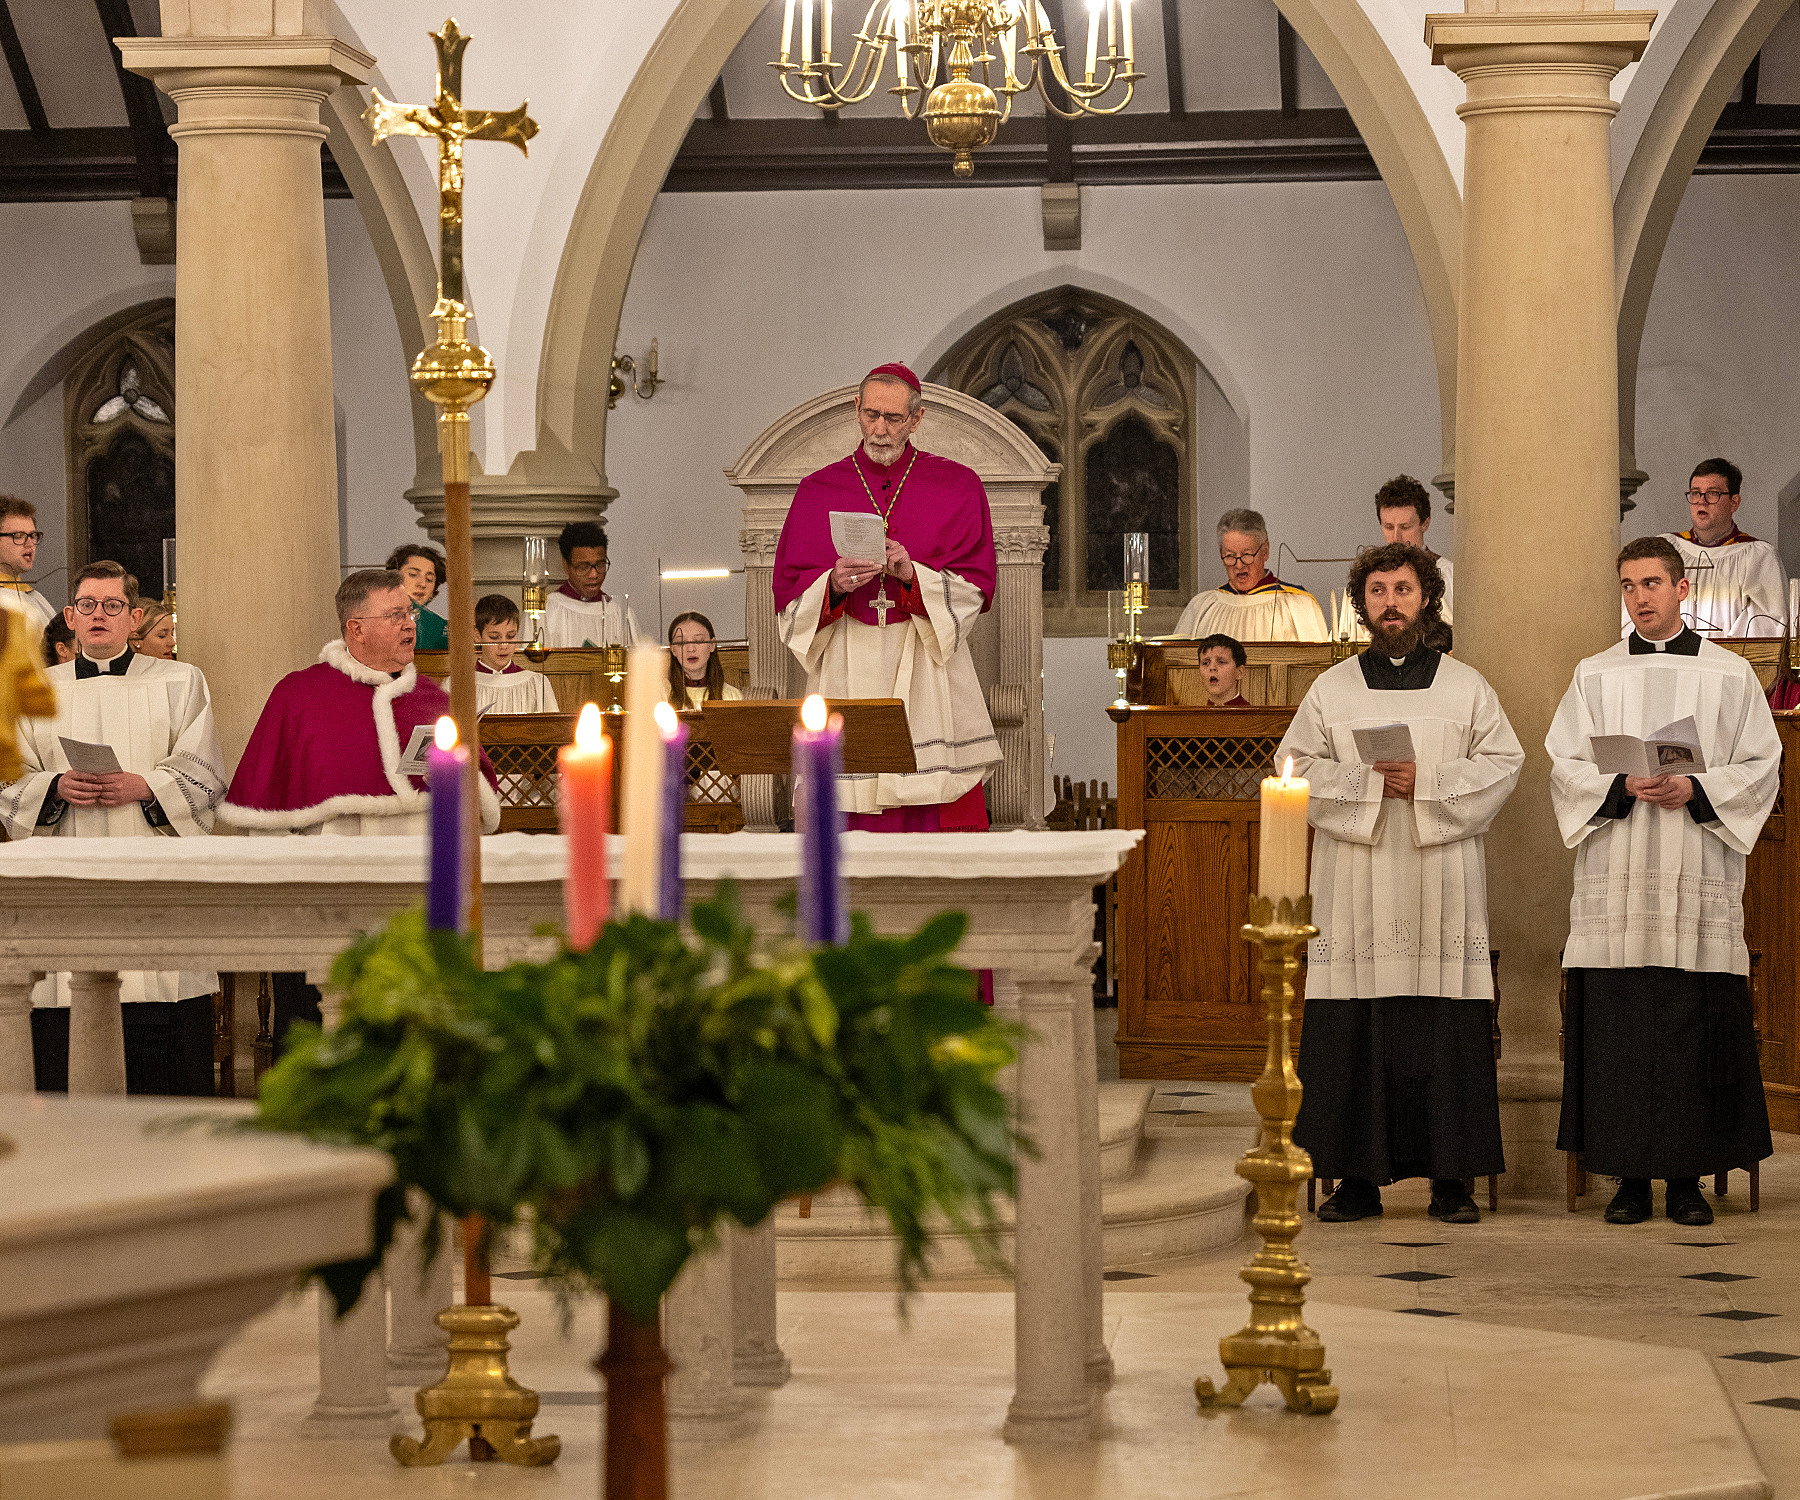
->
[606,178,1443,785]
[325,198,425,572]
[1627,172,1800,586]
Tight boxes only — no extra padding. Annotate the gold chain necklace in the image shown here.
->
[853,445,918,527]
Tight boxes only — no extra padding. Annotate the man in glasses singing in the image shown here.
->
[0,559,226,1093]
[0,496,54,632]
[1642,459,1790,638]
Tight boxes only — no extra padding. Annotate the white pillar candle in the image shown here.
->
[1257,755,1310,905]
[617,645,667,915]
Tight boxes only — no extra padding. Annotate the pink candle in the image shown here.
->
[559,702,612,948]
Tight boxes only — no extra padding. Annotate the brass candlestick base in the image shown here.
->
[391,1304,561,1467]
[1196,893,1338,1417]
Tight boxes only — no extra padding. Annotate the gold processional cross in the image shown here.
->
[363,27,556,1472]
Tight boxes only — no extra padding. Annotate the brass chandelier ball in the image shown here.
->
[923,75,1001,178]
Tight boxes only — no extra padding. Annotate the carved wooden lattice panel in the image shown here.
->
[684,739,739,807]
[489,741,561,809]
[1145,736,1282,802]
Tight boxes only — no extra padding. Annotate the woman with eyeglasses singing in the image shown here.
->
[0,496,54,632]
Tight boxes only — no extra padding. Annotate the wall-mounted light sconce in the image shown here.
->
[609,338,664,408]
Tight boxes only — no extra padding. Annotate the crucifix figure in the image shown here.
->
[871,580,895,627]
[365,18,536,319]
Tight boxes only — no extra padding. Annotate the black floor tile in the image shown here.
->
[1671,1240,1738,1248]
[1703,1310,1780,1322]
[1396,1307,1458,1317]
[1750,1396,1800,1411]
[1380,1270,1453,1283]
[492,1270,541,1280]
[1685,1272,1757,1283]
[1160,1090,1211,1098]
[1104,1270,1155,1281]
[1723,1351,1800,1364]
[1382,1241,1448,1249]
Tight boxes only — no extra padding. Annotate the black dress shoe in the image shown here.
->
[1317,1179,1383,1222]
[1665,1178,1715,1227]
[1428,1179,1480,1224]
[1603,1179,1653,1224]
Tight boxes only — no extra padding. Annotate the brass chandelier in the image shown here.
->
[774,1,1141,177]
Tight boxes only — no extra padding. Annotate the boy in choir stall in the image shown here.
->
[1196,633,1252,706]
[1277,543,1521,1225]
[666,611,742,709]
[0,560,227,1095]
[385,542,451,650]
[1641,459,1790,638]
[1174,509,1329,642]
[473,594,559,716]
[542,521,641,648]
[1551,536,1779,1226]
[41,614,74,665]
[0,496,54,632]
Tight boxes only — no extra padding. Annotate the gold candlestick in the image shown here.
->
[1196,893,1338,1416]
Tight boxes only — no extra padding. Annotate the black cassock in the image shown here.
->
[1557,967,1770,1179]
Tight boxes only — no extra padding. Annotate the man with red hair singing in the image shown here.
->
[772,362,1001,831]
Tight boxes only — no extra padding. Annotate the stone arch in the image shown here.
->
[536,0,1463,490]
[727,383,1057,831]
[1613,0,1795,492]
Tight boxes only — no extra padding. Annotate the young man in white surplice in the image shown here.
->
[1551,535,1780,1228]
[1276,542,1522,1226]
[0,560,226,1094]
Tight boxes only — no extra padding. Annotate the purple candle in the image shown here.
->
[653,701,689,922]
[793,694,846,945]
[427,715,469,933]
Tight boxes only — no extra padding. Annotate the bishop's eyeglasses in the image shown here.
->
[71,596,130,616]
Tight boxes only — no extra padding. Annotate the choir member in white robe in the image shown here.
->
[0,562,226,1094]
[1277,543,1521,1224]
[472,594,559,716]
[1174,508,1328,641]
[542,520,641,648]
[0,498,54,632]
[1551,536,1779,1227]
[1627,459,1788,638]
[666,610,743,709]
[773,363,1000,826]
[1333,475,1456,643]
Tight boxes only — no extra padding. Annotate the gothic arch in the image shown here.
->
[535,0,1463,491]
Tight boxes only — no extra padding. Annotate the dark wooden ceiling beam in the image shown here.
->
[0,0,48,136]
[0,126,350,201]
[1041,0,1075,181]
[1277,15,1300,119]
[708,75,729,126]
[1741,50,1762,107]
[1161,0,1187,122]
[92,0,168,199]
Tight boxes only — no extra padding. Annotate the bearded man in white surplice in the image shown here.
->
[0,560,226,1094]
[1277,543,1522,1226]
[1551,535,1779,1228]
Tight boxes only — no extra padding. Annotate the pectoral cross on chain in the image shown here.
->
[871,582,895,627]
[364,19,537,319]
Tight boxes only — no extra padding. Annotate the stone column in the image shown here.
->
[1068,955,1111,1388]
[66,972,125,1096]
[1003,970,1093,1444]
[730,1220,791,1387]
[118,33,373,767]
[983,519,1051,831]
[386,1198,452,1382]
[664,1242,744,1440]
[301,1277,399,1439]
[0,977,36,1093]
[1425,4,1653,1187]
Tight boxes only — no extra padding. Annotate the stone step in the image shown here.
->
[1098,1080,1155,1182]
[775,1116,1254,1282]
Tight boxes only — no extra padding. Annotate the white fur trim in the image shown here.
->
[218,792,424,831]
[477,774,501,834]
[320,638,418,696]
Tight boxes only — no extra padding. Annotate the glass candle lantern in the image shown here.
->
[1122,532,1149,626]
[1106,589,1134,706]
[522,535,548,645]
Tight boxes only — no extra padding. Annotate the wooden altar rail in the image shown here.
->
[0,830,1140,1446]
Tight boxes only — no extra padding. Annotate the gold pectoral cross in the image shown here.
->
[871,582,894,627]
[364,18,537,321]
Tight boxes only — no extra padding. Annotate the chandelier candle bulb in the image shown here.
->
[1085,0,1099,81]
[1122,0,1133,60]
[654,701,689,922]
[794,695,848,945]
[802,0,814,63]
[427,716,469,933]
[617,646,668,915]
[558,703,612,949]
[782,0,797,62]
[894,5,910,83]
[1257,756,1310,905]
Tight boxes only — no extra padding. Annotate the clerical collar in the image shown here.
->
[1357,643,1440,691]
[476,660,522,675]
[555,582,610,603]
[1628,627,1702,656]
[1224,573,1288,597]
[74,647,134,680]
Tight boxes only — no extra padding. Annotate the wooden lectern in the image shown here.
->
[700,699,917,777]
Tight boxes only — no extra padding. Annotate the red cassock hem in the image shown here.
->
[844,782,990,833]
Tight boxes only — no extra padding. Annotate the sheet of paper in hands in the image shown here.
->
[394,724,436,779]
[829,511,888,564]
[1590,716,1708,778]
[57,737,123,775]
[1350,722,1416,764]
